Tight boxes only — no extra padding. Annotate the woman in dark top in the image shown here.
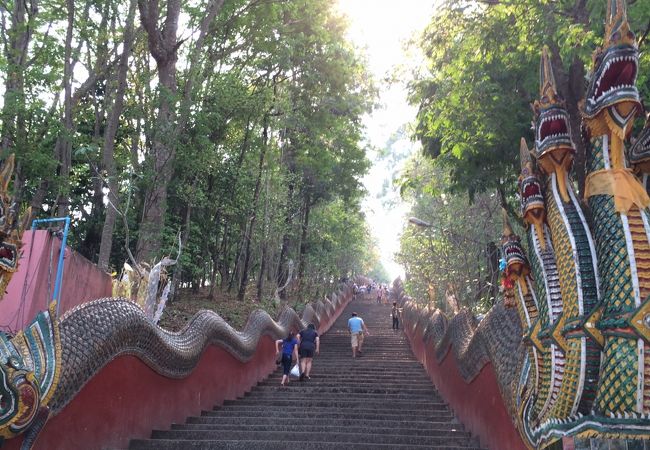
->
[298,324,320,381]
[275,332,299,386]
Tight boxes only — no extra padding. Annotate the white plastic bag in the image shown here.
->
[290,363,300,377]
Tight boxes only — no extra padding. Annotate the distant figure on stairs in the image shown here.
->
[298,323,320,381]
[348,312,370,358]
[391,302,401,330]
[275,332,299,386]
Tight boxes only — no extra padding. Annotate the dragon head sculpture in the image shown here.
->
[0,304,60,443]
[0,353,42,440]
[0,154,31,298]
[582,0,641,141]
[500,210,531,295]
[533,47,575,202]
[518,138,546,249]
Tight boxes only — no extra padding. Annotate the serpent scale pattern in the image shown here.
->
[404,300,523,415]
[587,136,643,415]
[544,180,584,418]
[527,227,561,418]
[49,299,298,412]
[559,188,600,413]
[400,3,650,445]
[0,283,354,448]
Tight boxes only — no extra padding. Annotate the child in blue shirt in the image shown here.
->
[275,332,299,386]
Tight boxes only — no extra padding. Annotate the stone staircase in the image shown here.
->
[129,296,484,449]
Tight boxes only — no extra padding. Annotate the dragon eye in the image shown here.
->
[611,31,621,42]
[541,96,549,103]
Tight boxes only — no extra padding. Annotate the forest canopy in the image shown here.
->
[401,0,650,312]
[0,0,380,303]
[409,0,650,200]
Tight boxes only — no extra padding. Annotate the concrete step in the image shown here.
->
[170,423,471,437]
[186,416,464,430]
[129,298,485,450]
[248,385,440,396]
[239,394,443,403]
[218,399,450,409]
[148,430,475,447]
[240,390,441,399]
[254,380,437,386]
[203,409,455,421]
[130,439,482,450]
[263,374,430,381]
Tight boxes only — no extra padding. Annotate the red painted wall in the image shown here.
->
[0,231,112,332]
[405,318,526,450]
[4,290,351,450]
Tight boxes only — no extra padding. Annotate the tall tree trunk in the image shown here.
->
[170,201,192,300]
[1,0,35,219]
[228,227,246,293]
[28,0,103,215]
[136,0,225,264]
[209,208,222,299]
[1,0,36,154]
[55,0,75,218]
[238,118,269,301]
[98,0,138,271]
[256,169,272,301]
[297,192,311,296]
[136,0,181,263]
[80,3,112,261]
[219,223,230,289]
[276,183,294,299]
[277,138,297,299]
[542,1,588,195]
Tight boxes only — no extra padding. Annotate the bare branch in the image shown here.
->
[639,18,650,49]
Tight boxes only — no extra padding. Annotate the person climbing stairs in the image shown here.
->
[129,297,485,449]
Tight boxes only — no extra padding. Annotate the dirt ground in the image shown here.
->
[158,287,280,331]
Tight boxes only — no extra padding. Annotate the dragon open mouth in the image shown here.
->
[535,107,574,157]
[539,113,569,143]
[503,239,527,268]
[521,178,544,209]
[0,242,17,273]
[594,56,637,102]
[584,48,640,117]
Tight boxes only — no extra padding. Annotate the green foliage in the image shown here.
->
[399,0,650,312]
[409,0,650,198]
[0,0,381,305]
[397,153,502,314]
[300,198,376,298]
[367,262,390,285]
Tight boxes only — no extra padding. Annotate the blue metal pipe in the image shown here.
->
[31,217,71,314]
[31,217,71,230]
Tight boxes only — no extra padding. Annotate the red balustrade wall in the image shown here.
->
[5,291,352,450]
[0,230,112,332]
[405,317,526,450]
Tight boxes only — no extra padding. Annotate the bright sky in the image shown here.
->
[337,0,437,281]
